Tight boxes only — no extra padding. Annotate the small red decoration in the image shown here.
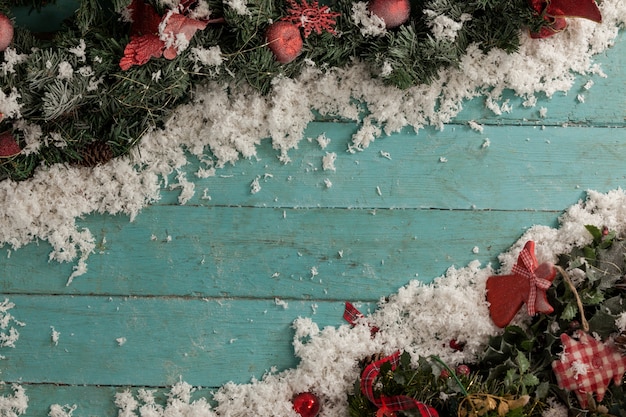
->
[368,0,411,29]
[119,0,209,70]
[486,241,557,328]
[552,331,626,408]
[530,0,602,38]
[0,131,21,158]
[0,13,14,52]
[449,339,465,351]
[281,0,341,38]
[361,351,439,417]
[266,22,303,64]
[343,301,379,336]
[455,364,470,376]
[292,392,321,417]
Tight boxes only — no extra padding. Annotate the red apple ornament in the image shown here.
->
[368,0,411,29]
[292,392,321,417]
[0,13,14,52]
[266,21,303,64]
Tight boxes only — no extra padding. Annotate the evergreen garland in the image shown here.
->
[0,0,548,181]
[348,226,626,417]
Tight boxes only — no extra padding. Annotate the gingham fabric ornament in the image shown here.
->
[486,241,557,327]
[360,351,439,417]
[552,331,626,408]
[343,302,379,336]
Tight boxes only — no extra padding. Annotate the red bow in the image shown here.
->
[486,241,557,327]
[510,246,553,316]
[360,351,439,417]
[530,0,602,38]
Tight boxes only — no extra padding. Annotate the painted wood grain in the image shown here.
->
[153,124,626,211]
[2,296,358,387]
[0,16,623,416]
[2,208,559,297]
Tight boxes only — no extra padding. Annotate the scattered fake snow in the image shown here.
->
[0,1,624,415]
[0,2,623,279]
[102,188,626,416]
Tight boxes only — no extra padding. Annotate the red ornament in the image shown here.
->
[455,364,470,376]
[552,331,626,408]
[530,0,602,38]
[0,131,21,158]
[281,0,341,38]
[361,351,439,417]
[449,339,465,351]
[0,13,14,52]
[119,0,208,70]
[266,22,303,64]
[292,392,320,417]
[486,241,557,328]
[343,301,380,336]
[368,0,411,29]
[161,13,209,60]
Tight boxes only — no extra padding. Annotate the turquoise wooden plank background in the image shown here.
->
[0,5,625,415]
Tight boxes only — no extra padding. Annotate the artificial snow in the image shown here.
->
[4,0,618,275]
[0,1,624,414]
[110,188,626,416]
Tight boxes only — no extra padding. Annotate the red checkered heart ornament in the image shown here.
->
[552,331,626,408]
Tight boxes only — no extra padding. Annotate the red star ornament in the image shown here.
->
[486,241,557,328]
[281,0,341,38]
[552,332,626,408]
[530,0,602,38]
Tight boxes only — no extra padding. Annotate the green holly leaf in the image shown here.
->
[521,373,539,387]
[516,351,530,374]
[585,224,603,242]
[604,296,626,315]
[560,302,578,321]
[535,381,550,399]
[504,368,519,388]
[582,287,605,305]
[588,309,618,339]
[568,257,586,270]
[583,246,597,263]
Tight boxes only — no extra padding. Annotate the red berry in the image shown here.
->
[266,21,303,64]
[292,392,320,417]
[449,339,465,351]
[0,13,14,52]
[439,369,450,379]
[368,0,410,29]
[456,364,470,376]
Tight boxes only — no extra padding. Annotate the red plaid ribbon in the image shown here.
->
[511,247,552,316]
[552,332,626,408]
[343,302,379,335]
[360,351,439,417]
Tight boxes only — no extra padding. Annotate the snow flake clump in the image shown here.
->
[351,2,386,36]
[225,0,251,15]
[0,384,28,417]
[424,10,471,41]
[115,381,214,417]
[0,87,21,120]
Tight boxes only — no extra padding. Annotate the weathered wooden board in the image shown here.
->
[155,123,626,211]
[3,208,559,297]
[4,296,353,387]
[0,20,623,417]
